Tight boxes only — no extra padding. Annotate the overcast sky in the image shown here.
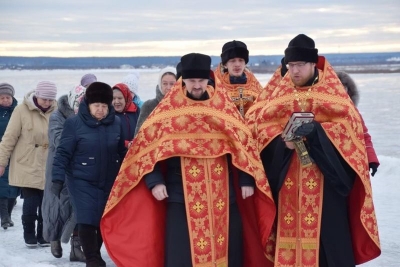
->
[0,0,399,57]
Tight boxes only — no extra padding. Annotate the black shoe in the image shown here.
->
[70,236,86,262]
[24,234,38,248]
[98,254,106,267]
[1,217,11,229]
[37,237,50,247]
[50,240,63,258]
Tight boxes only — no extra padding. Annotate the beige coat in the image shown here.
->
[0,91,56,190]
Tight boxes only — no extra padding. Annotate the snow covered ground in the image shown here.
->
[0,70,399,266]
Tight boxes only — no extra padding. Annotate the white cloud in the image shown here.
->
[0,1,399,56]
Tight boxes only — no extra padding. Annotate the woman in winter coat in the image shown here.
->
[336,71,380,176]
[134,67,177,135]
[41,85,86,261]
[51,82,126,267]
[0,81,57,247]
[112,83,140,147]
[0,83,20,230]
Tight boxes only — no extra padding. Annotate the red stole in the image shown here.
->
[253,57,381,266]
[101,78,276,267]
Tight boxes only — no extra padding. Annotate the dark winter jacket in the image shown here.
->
[336,71,379,165]
[134,86,164,135]
[0,97,20,198]
[42,95,76,242]
[52,99,126,226]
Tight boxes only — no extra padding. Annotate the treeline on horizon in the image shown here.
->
[0,52,399,73]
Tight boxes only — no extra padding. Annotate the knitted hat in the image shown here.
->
[122,71,140,96]
[221,40,249,65]
[0,83,15,97]
[80,73,97,88]
[68,85,86,113]
[85,82,113,105]
[35,81,57,100]
[180,53,211,79]
[284,34,318,64]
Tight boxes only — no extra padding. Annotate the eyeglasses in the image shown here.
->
[286,62,309,69]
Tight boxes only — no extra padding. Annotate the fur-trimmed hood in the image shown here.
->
[336,71,359,106]
[57,94,75,119]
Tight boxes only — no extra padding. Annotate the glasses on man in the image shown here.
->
[286,62,309,69]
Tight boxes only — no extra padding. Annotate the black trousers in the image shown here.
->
[164,202,243,267]
[21,188,43,221]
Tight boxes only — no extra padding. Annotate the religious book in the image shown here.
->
[281,112,315,141]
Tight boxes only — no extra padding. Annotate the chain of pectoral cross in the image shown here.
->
[230,87,253,117]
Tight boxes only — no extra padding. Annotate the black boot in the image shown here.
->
[0,199,11,229]
[7,198,16,227]
[70,235,86,262]
[22,215,38,248]
[79,225,100,267]
[96,230,106,267]
[36,218,50,247]
[50,240,63,258]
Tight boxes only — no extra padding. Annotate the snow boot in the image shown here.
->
[80,226,100,267]
[36,218,50,247]
[7,198,16,227]
[0,198,11,229]
[22,215,38,248]
[50,240,63,258]
[70,235,86,262]
[96,230,106,267]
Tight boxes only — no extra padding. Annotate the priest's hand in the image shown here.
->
[241,186,254,199]
[294,121,316,138]
[285,141,295,150]
[152,184,169,201]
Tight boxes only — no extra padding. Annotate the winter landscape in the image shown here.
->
[0,69,398,266]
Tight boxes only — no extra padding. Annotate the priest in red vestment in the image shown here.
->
[214,40,263,117]
[254,34,381,267]
[101,53,276,267]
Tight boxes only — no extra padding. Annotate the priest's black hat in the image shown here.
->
[180,53,211,79]
[221,40,249,65]
[284,34,318,64]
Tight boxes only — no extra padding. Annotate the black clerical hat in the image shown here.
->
[284,34,318,64]
[180,53,211,79]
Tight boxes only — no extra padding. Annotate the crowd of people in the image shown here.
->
[0,34,381,267]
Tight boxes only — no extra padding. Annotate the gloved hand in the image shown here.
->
[369,163,379,177]
[51,182,63,199]
[294,122,316,138]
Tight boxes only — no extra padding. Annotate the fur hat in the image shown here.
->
[85,82,113,105]
[221,40,249,65]
[122,71,140,96]
[181,53,211,79]
[35,81,57,100]
[80,73,97,88]
[0,83,15,97]
[284,34,318,64]
[336,71,359,106]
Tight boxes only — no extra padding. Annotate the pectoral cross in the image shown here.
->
[230,87,254,117]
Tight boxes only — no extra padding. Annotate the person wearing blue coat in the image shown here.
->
[51,82,126,267]
[0,83,20,229]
